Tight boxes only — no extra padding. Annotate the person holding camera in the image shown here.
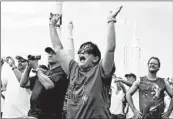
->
[20,51,69,119]
[1,56,31,118]
[20,14,75,118]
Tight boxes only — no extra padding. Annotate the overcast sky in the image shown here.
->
[1,1,172,78]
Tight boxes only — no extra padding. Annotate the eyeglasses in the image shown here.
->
[148,63,158,66]
[78,44,94,54]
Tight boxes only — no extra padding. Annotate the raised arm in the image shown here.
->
[102,6,123,76]
[6,57,22,83]
[66,21,75,59]
[20,64,32,88]
[162,78,173,119]
[126,79,142,119]
[49,13,72,74]
[49,13,63,50]
[115,77,133,87]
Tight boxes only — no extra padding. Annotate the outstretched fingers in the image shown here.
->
[113,5,123,18]
[49,13,61,21]
[49,13,53,20]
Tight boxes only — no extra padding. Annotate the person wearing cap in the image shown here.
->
[48,6,122,119]
[20,49,68,119]
[1,56,31,118]
[126,57,173,119]
[110,74,127,119]
[115,73,137,87]
[20,21,74,119]
[113,73,139,119]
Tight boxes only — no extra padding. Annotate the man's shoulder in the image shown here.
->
[49,65,66,75]
[139,76,146,79]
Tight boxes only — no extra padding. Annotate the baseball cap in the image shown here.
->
[125,73,136,78]
[45,47,56,54]
[125,73,130,77]
[15,56,28,62]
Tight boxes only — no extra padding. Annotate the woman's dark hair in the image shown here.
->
[78,42,101,64]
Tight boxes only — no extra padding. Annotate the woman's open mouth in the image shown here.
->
[80,56,86,62]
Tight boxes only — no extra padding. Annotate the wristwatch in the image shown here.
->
[12,66,17,70]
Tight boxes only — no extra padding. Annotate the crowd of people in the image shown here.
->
[1,6,173,119]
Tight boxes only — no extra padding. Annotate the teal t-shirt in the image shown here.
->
[67,60,114,119]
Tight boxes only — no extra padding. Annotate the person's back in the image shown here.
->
[67,61,113,119]
[2,65,31,118]
[138,76,165,118]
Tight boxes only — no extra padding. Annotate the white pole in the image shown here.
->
[55,1,63,38]
[131,20,141,77]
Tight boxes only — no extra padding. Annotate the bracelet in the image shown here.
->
[12,66,17,70]
[107,20,116,23]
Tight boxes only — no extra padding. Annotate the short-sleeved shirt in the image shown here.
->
[28,65,68,118]
[138,76,165,114]
[67,60,115,119]
[1,65,31,118]
[110,78,125,115]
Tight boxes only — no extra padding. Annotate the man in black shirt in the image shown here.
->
[20,48,68,119]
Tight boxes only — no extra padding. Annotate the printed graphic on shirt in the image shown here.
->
[68,81,85,103]
[151,83,161,99]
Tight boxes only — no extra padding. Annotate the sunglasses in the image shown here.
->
[78,44,94,54]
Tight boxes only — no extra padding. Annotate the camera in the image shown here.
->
[32,65,48,73]
[28,55,41,60]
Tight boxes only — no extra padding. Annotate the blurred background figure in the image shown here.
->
[114,73,139,119]
[1,56,31,118]
[110,74,127,119]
